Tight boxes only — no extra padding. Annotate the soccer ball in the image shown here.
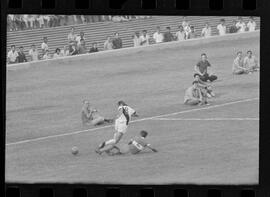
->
[71,146,79,155]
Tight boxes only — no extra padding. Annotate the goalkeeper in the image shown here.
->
[107,130,158,156]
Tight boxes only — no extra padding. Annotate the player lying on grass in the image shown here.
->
[81,100,113,126]
[106,130,158,156]
[243,50,259,72]
[184,81,208,106]
[193,73,215,98]
[232,51,251,75]
[95,101,138,155]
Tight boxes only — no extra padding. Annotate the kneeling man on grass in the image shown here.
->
[81,100,113,126]
[184,81,208,106]
[107,130,158,156]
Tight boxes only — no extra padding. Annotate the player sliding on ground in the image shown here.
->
[95,101,138,155]
[107,130,158,156]
[81,100,113,126]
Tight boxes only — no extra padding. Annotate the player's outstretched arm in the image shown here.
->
[146,144,158,152]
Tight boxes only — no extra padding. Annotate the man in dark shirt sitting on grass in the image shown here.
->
[112,32,122,49]
[17,46,27,63]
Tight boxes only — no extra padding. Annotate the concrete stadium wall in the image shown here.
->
[7,30,259,70]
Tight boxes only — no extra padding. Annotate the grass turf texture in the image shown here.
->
[6,34,259,184]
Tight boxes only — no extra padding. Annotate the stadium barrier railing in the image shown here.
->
[7,30,259,70]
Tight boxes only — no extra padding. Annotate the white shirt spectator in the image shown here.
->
[184,25,191,38]
[29,49,39,61]
[175,31,185,41]
[76,35,85,45]
[247,21,256,32]
[41,42,49,51]
[68,33,77,43]
[201,27,212,37]
[236,22,246,33]
[7,50,18,63]
[153,32,163,43]
[133,36,141,47]
[217,24,226,35]
[37,15,44,27]
[139,34,150,46]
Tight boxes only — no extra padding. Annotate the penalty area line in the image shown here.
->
[6,97,258,146]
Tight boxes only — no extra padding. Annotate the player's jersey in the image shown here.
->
[129,136,148,154]
[117,105,136,125]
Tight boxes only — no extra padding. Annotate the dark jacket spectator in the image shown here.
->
[70,44,78,55]
[112,32,122,49]
[188,26,196,39]
[17,46,27,63]
[77,39,87,54]
[229,20,240,33]
[89,42,99,53]
[163,27,174,42]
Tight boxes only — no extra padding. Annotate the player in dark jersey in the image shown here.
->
[107,130,158,156]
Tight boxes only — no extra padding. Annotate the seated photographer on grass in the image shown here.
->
[232,51,250,75]
[184,81,208,106]
[81,100,113,126]
[243,50,259,72]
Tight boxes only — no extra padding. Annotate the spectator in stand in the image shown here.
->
[229,20,240,33]
[217,19,226,36]
[7,45,18,64]
[43,15,50,28]
[8,15,16,31]
[153,26,164,44]
[175,25,186,41]
[104,36,113,50]
[29,44,39,61]
[41,37,49,56]
[22,15,29,30]
[112,32,123,49]
[61,45,70,56]
[37,15,44,28]
[132,32,141,47]
[236,17,246,33]
[68,27,77,51]
[17,46,27,63]
[243,50,259,72]
[194,53,218,82]
[163,27,174,42]
[70,44,79,55]
[182,16,189,30]
[232,51,249,74]
[247,17,256,32]
[188,26,196,39]
[89,42,99,53]
[28,15,36,29]
[53,48,62,58]
[201,22,212,38]
[139,30,150,46]
[76,31,85,46]
[42,50,51,60]
[78,39,88,54]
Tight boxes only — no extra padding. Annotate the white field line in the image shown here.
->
[151,117,259,121]
[6,97,259,146]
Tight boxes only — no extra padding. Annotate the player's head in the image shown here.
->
[11,45,15,51]
[140,130,148,138]
[118,100,127,107]
[247,50,252,57]
[237,51,242,58]
[178,25,184,31]
[201,53,207,61]
[193,73,200,81]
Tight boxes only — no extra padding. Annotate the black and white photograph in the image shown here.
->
[6,15,259,184]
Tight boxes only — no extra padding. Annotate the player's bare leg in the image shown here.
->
[95,132,123,155]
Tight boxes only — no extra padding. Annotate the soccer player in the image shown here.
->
[243,50,259,72]
[232,51,249,75]
[184,81,208,106]
[194,53,218,82]
[95,101,138,155]
[81,100,113,126]
[107,130,158,156]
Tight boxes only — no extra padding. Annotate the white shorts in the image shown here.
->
[115,119,127,134]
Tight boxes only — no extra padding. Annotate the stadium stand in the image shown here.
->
[7,16,260,62]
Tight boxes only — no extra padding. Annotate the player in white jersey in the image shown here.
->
[95,101,138,155]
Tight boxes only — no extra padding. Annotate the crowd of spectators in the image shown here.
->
[7,15,152,32]
[7,16,258,64]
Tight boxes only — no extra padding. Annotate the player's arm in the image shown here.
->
[145,144,158,152]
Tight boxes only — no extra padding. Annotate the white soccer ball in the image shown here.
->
[71,146,79,155]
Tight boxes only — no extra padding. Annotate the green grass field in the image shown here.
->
[6,33,259,184]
